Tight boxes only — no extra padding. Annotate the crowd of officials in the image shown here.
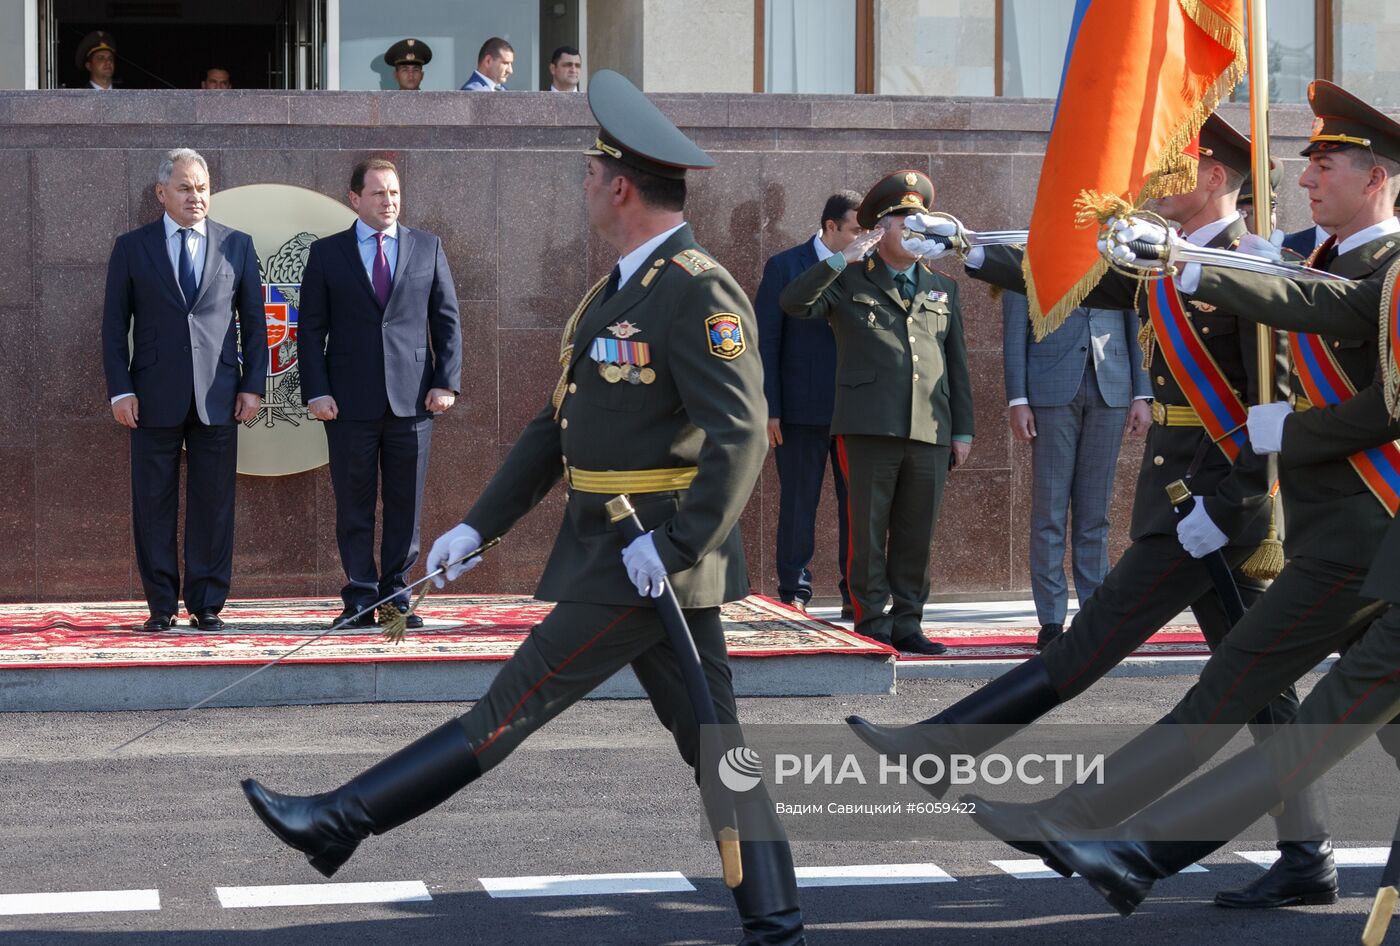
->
[71,29,582,93]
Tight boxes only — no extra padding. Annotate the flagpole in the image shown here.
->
[1242,0,1285,580]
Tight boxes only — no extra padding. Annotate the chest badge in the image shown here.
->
[867,312,877,327]
[1188,300,1217,313]
[607,320,642,338]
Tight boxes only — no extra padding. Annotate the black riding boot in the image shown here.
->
[966,716,1199,875]
[846,657,1061,798]
[1036,744,1284,916]
[1213,779,1337,908]
[241,719,481,877]
[724,796,805,945]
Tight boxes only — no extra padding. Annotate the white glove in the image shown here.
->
[622,531,667,598]
[1177,498,1228,559]
[1100,216,1171,267]
[900,213,957,260]
[1237,232,1283,262]
[426,522,485,588]
[1247,402,1293,455]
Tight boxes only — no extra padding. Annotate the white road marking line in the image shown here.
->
[1236,847,1390,868]
[215,881,431,909]
[991,858,1206,879]
[479,871,696,899]
[0,889,161,916]
[794,863,955,887]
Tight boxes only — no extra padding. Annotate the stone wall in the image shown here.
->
[0,91,1324,603]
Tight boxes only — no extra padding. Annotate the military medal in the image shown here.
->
[627,366,643,384]
[603,363,623,383]
[639,367,656,384]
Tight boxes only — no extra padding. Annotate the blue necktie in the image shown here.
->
[177,228,198,308]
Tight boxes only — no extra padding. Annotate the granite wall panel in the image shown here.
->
[0,90,1328,603]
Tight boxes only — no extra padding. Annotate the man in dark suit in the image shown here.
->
[297,158,462,629]
[102,148,267,631]
[756,190,864,616]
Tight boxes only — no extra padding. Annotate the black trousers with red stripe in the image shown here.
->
[1040,533,1269,699]
[455,601,739,777]
[834,434,950,645]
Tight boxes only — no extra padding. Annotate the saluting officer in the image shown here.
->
[779,171,973,655]
[384,38,432,90]
[240,70,805,946]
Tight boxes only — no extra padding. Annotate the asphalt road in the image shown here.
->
[1,673,1394,946]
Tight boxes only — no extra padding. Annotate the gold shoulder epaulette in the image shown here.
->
[672,248,717,276]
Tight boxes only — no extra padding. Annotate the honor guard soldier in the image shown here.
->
[241,70,805,946]
[779,170,974,655]
[384,38,431,91]
[945,91,1400,909]
[852,113,1352,908]
[76,30,116,90]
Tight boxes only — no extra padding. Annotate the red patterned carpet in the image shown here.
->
[0,595,893,669]
[0,595,1210,669]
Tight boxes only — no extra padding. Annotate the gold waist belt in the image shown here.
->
[566,466,699,494]
[1291,395,1313,411]
[1152,402,1203,427]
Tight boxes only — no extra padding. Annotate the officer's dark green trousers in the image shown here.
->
[834,434,949,646]
[1040,534,1268,698]
[455,602,737,776]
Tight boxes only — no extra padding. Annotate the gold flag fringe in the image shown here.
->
[1023,0,1247,342]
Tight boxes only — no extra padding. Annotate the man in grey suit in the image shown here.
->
[1003,293,1151,649]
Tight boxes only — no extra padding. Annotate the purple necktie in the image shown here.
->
[372,232,392,308]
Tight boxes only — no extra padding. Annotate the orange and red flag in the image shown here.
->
[1024,0,1246,338]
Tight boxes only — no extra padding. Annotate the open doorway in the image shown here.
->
[43,0,325,89]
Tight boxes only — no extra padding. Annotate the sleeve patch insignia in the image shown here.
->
[672,248,718,276]
[705,313,747,360]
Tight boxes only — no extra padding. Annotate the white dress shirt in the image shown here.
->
[1335,216,1400,256]
[811,232,835,263]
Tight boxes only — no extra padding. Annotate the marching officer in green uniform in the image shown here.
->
[239,70,805,946]
[999,285,1400,918]
[848,114,1352,908]
[957,85,1400,909]
[779,170,974,655]
[384,38,432,90]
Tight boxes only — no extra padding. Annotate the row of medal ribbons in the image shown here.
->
[591,337,657,385]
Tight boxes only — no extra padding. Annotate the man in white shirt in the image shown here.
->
[548,46,582,92]
[460,37,514,91]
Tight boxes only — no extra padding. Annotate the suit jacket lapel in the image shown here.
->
[568,225,692,372]
[190,221,224,310]
[141,221,186,308]
[383,225,417,316]
[337,225,381,308]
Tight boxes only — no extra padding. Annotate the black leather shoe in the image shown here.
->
[242,720,481,877]
[141,614,173,632]
[1036,622,1063,650]
[378,603,424,630]
[1213,841,1338,908]
[332,608,378,630]
[189,608,225,631]
[893,632,947,655]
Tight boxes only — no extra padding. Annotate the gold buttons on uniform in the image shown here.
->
[568,382,577,393]
[1156,375,1166,386]
[1201,325,1210,334]
[909,336,916,344]
[1153,455,1164,466]
[912,372,920,381]
[912,354,919,362]
[1332,340,1341,349]
[906,316,914,324]
[560,419,569,429]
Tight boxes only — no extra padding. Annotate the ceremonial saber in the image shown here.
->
[109,537,501,754]
[901,211,1026,259]
[606,494,743,890]
[1363,811,1400,946]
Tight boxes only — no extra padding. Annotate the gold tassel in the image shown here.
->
[1241,484,1284,581]
[1380,259,1400,420]
[1137,319,1156,371]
